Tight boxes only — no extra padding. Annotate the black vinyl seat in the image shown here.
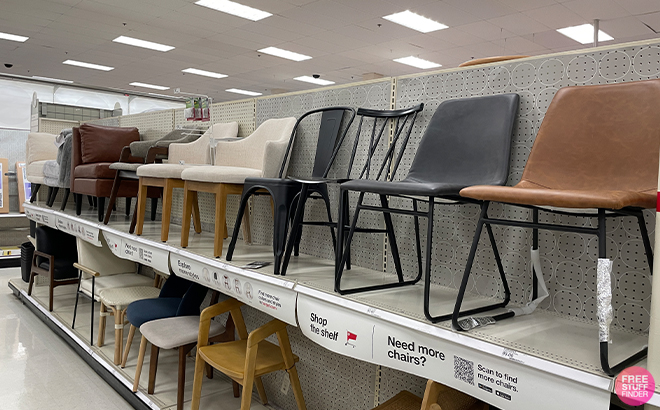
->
[226,107,356,275]
[335,94,520,323]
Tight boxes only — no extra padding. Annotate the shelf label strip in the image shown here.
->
[103,231,170,274]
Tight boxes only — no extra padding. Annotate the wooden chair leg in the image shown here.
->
[233,381,240,398]
[98,302,107,347]
[148,344,160,394]
[113,306,124,365]
[161,179,174,242]
[214,187,227,257]
[241,352,257,410]
[48,274,54,312]
[255,377,268,404]
[177,347,186,410]
[206,363,213,379]
[121,324,136,368]
[181,184,194,248]
[192,191,202,234]
[190,350,208,410]
[135,178,149,236]
[27,270,35,296]
[287,366,307,410]
[133,336,148,392]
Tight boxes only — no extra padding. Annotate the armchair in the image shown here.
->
[25,132,58,202]
[70,123,142,221]
[134,122,239,241]
[103,127,206,225]
[27,226,78,311]
[180,117,296,257]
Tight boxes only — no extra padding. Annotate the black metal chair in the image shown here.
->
[280,103,425,277]
[226,107,356,275]
[334,95,520,320]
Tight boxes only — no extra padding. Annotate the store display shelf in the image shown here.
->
[22,201,659,410]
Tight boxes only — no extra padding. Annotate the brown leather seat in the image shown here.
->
[461,79,660,208]
[71,124,142,221]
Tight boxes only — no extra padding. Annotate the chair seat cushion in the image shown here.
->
[26,160,48,180]
[137,163,189,179]
[43,160,60,179]
[80,273,155,299]
[99,286,161,308]
[109,162,142,172]
[73,163,116,179]
[140,316,226,350]
[38,260,78,280]
[126,297,182,328]
[460,183,656,210]
[341,178,467,197]
[181,165,261,184]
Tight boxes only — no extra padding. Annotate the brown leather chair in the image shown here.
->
[71,124,143,221]
[457,79,660,376]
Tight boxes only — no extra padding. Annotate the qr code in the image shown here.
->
[454,355,474,385]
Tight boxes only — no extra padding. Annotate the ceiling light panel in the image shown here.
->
[32,76,73,84]
[182,68,228,78]
[556,24,614,44]
[129,82,170,90]
[258,47,312,61]
[113,36,175,52]
[195,0,272,21]
[294,76,335,86]
[394,56,441,69]
[383,10,448,33]
[0,32,29,42]
[63,60,114,71]
[226,88,262,96]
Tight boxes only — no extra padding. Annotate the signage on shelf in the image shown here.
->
[170,253,297,326]
[24,206,57,228]
[297,295,610,410]
[55,215,101,246]
[102,231,170,274]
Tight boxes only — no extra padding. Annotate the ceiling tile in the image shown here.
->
[488,13,551,35]
[563,0,631,20]
[613,0,660,15]
[457,21,517,41]
[443,0,517,20]
[638,11,660,32]
[523,3,587,29]
[497,0,558,12]
[599,16,656,39]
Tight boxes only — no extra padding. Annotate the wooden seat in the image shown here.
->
[191,299,306,410]
[372,380,488,410]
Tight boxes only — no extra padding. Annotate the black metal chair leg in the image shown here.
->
[412,199,423,282]
[282,185,311,276]
[72,271,82,329]
[125,198,131,217]
[97,197,105,222]
[380,194,404,281]
[47,187,59,207]
[29,183,40,202]
[60,188,70,211]
[342,189,352,270]
[75,194,83,215]
[320,187,338,260]
[46,186,54,206]
[635,211,654,273]
[335,192,364,293]
[485,223,510,303]
[150,198,158,221]
[104,172,122,225]
[274,193,296,275]
[226,190,254,261]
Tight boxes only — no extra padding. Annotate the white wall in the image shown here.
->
[0,79,184,130]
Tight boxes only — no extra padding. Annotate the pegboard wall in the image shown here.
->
[390,39,660,335]
[38,118,79,135]
[83,116,120,127]
[119,110,174,141]
[212,98,256,138]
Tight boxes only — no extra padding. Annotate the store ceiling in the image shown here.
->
[1,0,660,102]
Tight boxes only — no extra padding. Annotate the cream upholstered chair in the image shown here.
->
[135,122,239,242]
[72,236,159,362]
[180,117,296,257]
[25,132,58,202]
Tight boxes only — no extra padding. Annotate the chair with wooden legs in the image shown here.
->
[27,226,78,312]
[180,117,296,258]
[134,122,239,242]
[191,299,306,410]
[132,311,239,410]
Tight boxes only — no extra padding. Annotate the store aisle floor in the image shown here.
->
[0,267,134,410]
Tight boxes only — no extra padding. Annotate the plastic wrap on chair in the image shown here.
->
[508,248,548,316]
[597,258,614,343]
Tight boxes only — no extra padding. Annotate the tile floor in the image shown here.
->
[0,267,133,410]
[1,267,270,410]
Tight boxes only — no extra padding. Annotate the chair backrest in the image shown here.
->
[35,226,77,265]
[158,273,208,316]
[26,132,57,166]
[520,79,660,192]
[406,94,519,187]
[277,107,356,179]
[76,236,137,276]
[169,122,238,165]
[214,117,296,172]
[342,104,424,181]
